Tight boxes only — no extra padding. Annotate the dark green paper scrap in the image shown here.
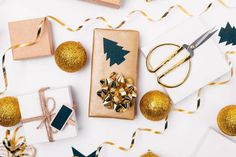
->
[72,147,96,157]
[103,38,130,66]
[219,22,236,46]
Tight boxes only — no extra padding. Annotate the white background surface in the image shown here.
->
[194,130,236,157]
[0,0,236,157]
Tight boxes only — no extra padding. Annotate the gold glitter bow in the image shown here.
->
[97,72,137,112]
[0,127,36,157]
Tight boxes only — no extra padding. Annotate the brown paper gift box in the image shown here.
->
[83,0,121,8]
[89,28,139,120]
[8,17,54,60]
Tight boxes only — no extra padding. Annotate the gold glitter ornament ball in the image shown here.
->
[55,41,87,73]
[140,90,171,121]
[0,97,21,127]
[141,151,159,157]
[217,105,236,136]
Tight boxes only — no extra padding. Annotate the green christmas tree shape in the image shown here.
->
[219,22,236,45]
[72,147,96,157]
[103,38,130,66]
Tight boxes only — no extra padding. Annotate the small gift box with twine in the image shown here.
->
[18,86,77,144]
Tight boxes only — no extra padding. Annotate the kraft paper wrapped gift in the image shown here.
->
[83,0,121,8]
[89,29,139,120]
[18,86,77,144]
[8,17,54,60]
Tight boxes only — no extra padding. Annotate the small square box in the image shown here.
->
[18,86,77,144]
[8,17,54,60]
[84,0,121,8]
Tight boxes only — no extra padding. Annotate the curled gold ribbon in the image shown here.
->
[0,127,36,157]
[95,126,167,157]
[0,0,234,95]
[97,72,137,113]
[173,88,201,114]
[0,17,46,95]
[168,51,236,114]
[208,51,236,85]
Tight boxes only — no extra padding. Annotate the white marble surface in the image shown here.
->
[0,0,236,157]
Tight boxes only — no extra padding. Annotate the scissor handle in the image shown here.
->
[159,55,191,79]
[146,43,183,73]
[158,58,192,88]
[146,43,192,88]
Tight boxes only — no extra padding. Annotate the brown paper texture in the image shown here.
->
[8,17,54,60]
[83,0,120,8]
[89,28,139,120]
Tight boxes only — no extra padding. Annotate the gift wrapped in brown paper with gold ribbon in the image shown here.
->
[83,0,121,8]
[8,17,53,60]
[89,29,139,120]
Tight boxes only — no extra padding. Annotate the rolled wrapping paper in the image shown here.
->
[97,72,137,113]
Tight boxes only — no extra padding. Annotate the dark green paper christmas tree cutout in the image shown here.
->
[219,22,236,46]
[103,38,130,66]
[72,147,96,157]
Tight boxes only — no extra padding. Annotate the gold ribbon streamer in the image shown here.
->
[170,51,236,114]
[173,89,201,114]
[208,51,236,85]
[0,0,234,95]
[0,127,36,157]
[95,124,168,157]
[0,18,46,95]
[46,6,191,31]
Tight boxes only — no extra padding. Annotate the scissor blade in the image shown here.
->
[190,27,218,49]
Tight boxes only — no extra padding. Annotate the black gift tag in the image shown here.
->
[51,105,73,131]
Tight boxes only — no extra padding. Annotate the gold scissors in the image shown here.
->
[146,28,218,88]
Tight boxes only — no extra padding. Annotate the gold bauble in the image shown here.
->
[141,151,159,157]
[0,97,21,127]
[217,105,236,136]
[140,90,171,121]
[55,41,87,73]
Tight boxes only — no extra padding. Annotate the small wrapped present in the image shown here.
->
[18,86,77,144]
[8,17,54,60]
[83,0,121,8]
[89,29,139,120]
